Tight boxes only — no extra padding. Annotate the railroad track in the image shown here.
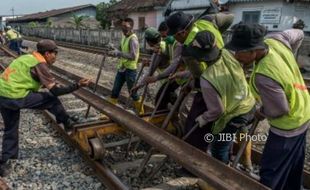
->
[1,44,309,189]
[23,36,151,61]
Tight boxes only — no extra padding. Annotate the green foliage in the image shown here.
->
[27,21,39,28]
[69,14,89,29]
[96,0,119,29]
[45,18,53,28]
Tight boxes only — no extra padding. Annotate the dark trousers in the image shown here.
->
[185,92,254,164]
[155,81,180,111]
[260,130,307,190]
[111,69,139,101]
[9,39,21,55]
[0,92,69,163]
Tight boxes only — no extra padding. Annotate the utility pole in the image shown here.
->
[10,7,15,19]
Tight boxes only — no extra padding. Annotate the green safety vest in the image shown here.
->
[202,49,255,134]
[6,29,21,40]
[0,53,42,99]
[117,33,140,70]
[158,40,187,86]
[184,19,224,78]
[250,38,310,130]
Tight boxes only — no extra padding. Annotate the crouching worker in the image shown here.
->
[0,39,91,176]
[184,31,255,164]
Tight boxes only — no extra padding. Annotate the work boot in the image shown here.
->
[0,161,11,177]
[134,98,144,115]
[166,122,177,135]
[240,139,253,172]
[99,98,118,120]
[63,118,76,132]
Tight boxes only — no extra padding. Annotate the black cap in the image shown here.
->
[225,23,267,52]
[37,39,58,53]
[166,11,194,36]
[184,31,219,62]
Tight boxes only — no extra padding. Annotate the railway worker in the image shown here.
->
[4,26,22,55]
[103,18,144,116]
[164,11,230,152]
[183,30,255,164]
[0,28,5,45]
[133,26,186,111]
[0,39,91,176]
[227,23,310,190]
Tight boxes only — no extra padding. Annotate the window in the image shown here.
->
[138,17,145,30]
[242,11,261,24]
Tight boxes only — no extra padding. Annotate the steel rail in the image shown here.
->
[23,36,151,60]
[44,112,129,190]
[54,75,269,190]
[2,42,309,189]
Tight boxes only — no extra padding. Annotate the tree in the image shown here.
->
[27,21,39,28]
[69,14,89,29]
[96,0,119,29]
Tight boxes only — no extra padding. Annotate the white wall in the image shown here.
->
[228,1,310,32]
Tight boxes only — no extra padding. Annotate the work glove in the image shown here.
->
[195,114,208,128]
[141,58,151,67]
[108,49,122,57]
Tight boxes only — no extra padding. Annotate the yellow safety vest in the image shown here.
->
[117,33,140,70]
[202,49,255,134]
[250,38,310,130]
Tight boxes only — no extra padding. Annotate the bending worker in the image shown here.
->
[184,30,255,164]
[0,39,90,176]
[133,26,183,111]
[227,23,310,190]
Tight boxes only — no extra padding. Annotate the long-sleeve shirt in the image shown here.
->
[255,74,309,137]
[156,42,183,80]
[200,78,224,123]
[266,29,304,57]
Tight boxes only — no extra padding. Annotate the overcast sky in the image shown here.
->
[0,0,109,16]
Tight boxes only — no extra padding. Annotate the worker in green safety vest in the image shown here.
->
[4,26,22,55]
[0,39,91,177]
[227,23,310,190]
[165,10,234,152]
[183,30,256,165]
[101,18,144,118]
[133,26,184,111]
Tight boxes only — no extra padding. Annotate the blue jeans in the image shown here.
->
[0,92,69,162]
[9,39,21,55]
[111,69,139,101]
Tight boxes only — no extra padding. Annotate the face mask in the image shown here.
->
[165,36,175,44]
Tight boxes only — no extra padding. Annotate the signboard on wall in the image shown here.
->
[261,8,282,24]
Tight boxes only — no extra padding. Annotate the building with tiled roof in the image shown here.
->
[7,4,98,29]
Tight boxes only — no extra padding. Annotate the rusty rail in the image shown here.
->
[2,41,309,190]
[44,112,129,190]
[54,74,268,190]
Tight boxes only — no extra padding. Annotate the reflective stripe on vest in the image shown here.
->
[250,38,310,130]
[117,33,140,70]
[0,52,42,98]
[202,49,255,134]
